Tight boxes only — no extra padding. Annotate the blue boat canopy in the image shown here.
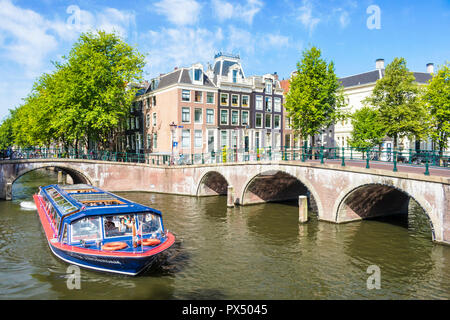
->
[40,184,162,224]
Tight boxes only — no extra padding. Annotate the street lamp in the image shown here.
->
[169,121,177,165]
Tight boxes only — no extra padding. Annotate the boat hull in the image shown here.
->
[34,194,175,276]
[49,244,161,276]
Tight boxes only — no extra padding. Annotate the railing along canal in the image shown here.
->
[1,146,449,176]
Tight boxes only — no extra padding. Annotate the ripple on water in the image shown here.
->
[0,171,449,299]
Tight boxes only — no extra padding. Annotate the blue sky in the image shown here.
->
[0,0,449,120]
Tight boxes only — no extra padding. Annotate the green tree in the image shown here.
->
[285,46,345,147]
[422,63,450,155]
[56,30,145,152]
[0,30,145,152]
[349,106,386,151]
[365,57,429,148]
[0,109,17,149]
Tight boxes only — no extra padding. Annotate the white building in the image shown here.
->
[336,59,434,152]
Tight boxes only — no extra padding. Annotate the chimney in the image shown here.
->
[426,63,434,74]
[376,59,385,70]
[174,67,178,70]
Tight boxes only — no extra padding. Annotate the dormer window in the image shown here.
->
[233,70,238,83]
[194,69,202,81]
[265,80,273,94]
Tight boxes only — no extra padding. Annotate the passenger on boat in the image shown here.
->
[104,217,116,231]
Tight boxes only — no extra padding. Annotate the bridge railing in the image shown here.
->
[1,146,449,176]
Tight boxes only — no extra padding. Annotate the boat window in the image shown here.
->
[62,225,68,244]
[103,215,135,238]
[45,187,78,215]
[71,217,101,243]
[136,213,162,235]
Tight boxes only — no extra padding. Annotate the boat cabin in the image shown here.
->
[38,184,164,247]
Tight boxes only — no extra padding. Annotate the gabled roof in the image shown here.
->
[145,67,216,94]
[339,69,432,88]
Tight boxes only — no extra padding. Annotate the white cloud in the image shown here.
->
[0,0,136,78]
[0,0,137,118]
[153,0,202,26]
[265,34,290,47]
[142,27,222,76]
[0,0,58,77]
[297,0,321,34]
[212,0,264,25]
[339,10,350,28]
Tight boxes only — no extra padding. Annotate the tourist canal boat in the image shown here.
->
[33,184,175,276]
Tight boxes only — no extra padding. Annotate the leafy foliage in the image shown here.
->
[365,57,429,148]
[422,63,450,153]
[285,46,345,145]
[349,106,386,150]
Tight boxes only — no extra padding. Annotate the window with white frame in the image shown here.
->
[146,114,150,128]
[220,109,228,125]
[231,110,239,125]
[231,94,239,107]
[206,109,214,124]
[207,92,214,104]
[265,97,272,112]
[152,113,157,126]
[265,114,272,128]
[221,131,228,148]
[220,93,229,106]
[194,91,202,103]
[265,80,272,94]
[194,108,202,124]
[182,107,190,123]
[182,90,190,102]
[255,113,263,128]
[182,129,190,148]
[256,95,263,110]
[274,97,281,112]
[146,134,151,149]
[241,111,249,126]
[194,130,202,148]
[194,69,202,81]
[242,95,249,108]
[153,133,158,149]
[135,117,140,130]
[274,114,281,129]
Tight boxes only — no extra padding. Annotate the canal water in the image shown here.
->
[0,169,449,300]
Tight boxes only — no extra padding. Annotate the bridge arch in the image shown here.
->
[240,169,324,218]
[14,164,92,186]
[196,170,230,197]
[334,182,438,241]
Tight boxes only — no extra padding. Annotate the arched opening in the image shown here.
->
[9,166,91,201]
[197,171,229,197]
[241,170,318,213]
[336,184,435,240]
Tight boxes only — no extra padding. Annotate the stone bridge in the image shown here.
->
[1,158,449,245]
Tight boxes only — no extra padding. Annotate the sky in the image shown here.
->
[0,0,449,120]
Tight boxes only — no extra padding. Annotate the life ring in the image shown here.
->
[102,242,128,251]
[139,238,161,246]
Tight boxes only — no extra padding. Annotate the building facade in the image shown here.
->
[136,63,218,158]
[337,59,433,151]
[208,53,284,154]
